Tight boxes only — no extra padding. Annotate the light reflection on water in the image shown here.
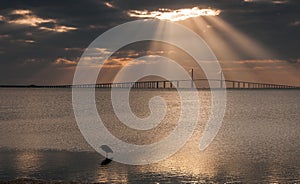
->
[0,88,299,183]
[14,151,42,176]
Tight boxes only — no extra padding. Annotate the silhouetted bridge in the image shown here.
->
[2,79,298,89]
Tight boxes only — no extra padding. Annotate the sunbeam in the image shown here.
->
[204,16,273,59]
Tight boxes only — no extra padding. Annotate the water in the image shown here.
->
[0,88,299,183]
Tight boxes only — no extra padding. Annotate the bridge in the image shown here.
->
[71,79,298,89]
[2,78,298,89]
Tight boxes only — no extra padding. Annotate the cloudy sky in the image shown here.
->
[0,0,299,85]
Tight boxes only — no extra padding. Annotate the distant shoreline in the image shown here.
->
[0,85,299,90]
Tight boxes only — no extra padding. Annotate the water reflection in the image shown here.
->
[0,89,299,183]
[0,147,299,183]
[14,151,42,175]
[96,164,128,183]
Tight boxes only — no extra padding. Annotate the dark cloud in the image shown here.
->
[0,0,299,84]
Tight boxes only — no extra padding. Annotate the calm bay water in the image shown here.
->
[0,88,299,183]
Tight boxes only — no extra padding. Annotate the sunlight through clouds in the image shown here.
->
[54,58,77,65]
[39,25,77,33]
[9,9,55,26]
[128,7,221,22]
[6,9,77,33]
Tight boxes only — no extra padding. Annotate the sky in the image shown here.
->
[0,0,299,85]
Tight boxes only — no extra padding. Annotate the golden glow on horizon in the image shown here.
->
[128,7,221,22]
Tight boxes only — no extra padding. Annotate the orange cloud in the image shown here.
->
[9,9,55,26]
[54,58,77,65]
[16,39,35,44]
[7,9,77,33]
[0,15,6,21]
[102,58,142,68]
[39,25,77,33]
[104,2,114,8]
[64,48,85,51]
[11,9,32,15]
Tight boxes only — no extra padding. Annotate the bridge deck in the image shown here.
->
[1,79,298,89]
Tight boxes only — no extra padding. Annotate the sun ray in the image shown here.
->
[182,17,239,61]
[205,16,273,59]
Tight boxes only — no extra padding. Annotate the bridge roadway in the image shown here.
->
[2,79,297,89]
